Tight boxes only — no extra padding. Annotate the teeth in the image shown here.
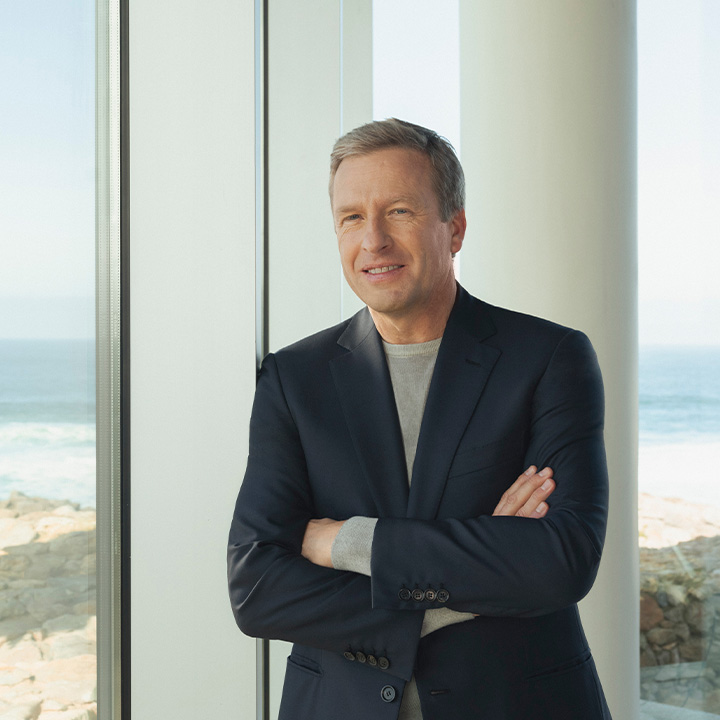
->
[367,265,400,274]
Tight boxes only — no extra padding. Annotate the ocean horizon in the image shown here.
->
[1,339,718,508]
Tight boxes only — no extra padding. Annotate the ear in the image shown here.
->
[449,209,466,255]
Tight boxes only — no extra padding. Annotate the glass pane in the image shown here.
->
[638,1,720,716]
[0,2,97,718]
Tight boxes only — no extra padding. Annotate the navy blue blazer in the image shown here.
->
[228,286,612,719]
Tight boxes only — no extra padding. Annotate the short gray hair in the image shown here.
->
[329,118,465,222]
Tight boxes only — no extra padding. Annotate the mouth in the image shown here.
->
[364,264,403,275]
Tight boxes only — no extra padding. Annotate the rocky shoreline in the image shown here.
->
[0,492,96,720]
[639,493,720,714]
[1,490,719,717]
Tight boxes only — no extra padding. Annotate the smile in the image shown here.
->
[366,265,402,275]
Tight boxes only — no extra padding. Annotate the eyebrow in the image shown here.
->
[333,196,420,218]
[333,205,359,218]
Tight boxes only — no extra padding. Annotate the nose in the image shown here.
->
[362,215,391,254]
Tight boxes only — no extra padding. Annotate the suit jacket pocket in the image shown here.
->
[524,649,591,681]
[448,436,523,479]
[525,652,610,720]
[286,653,323,678]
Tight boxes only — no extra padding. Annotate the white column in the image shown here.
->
[129,2,257,719]
[459,2,638,718]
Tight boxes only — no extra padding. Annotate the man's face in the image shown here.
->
[331,147,465,324]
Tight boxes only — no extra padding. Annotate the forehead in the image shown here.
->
[332,147,435,209]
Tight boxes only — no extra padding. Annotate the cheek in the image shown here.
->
[337,240,358,270]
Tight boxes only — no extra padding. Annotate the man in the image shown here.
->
[228,119,611,719]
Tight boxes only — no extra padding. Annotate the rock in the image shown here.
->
[0,596,26,623]
[33,656,96,705]
[0,668,34,687]
[42,616,90,636]
[685,602,705,634]
[19,587,74,623]
[672,622,690,642]
[646,627,677,646]
[679,636,706,662]
[6,581,44,591]
[45,632,95,661]
[662,606,683,623]
[640,594,664,631]
[0,555,30,582]
[0,638,44,666]
[37,708,96,720]
[0,702,41,720]
[0,616,41,642]
[640,648,657,667]
[36,704,64,713]
[0,521,37,550]
[665,584,688,606]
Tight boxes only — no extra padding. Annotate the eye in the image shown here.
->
[391,208,409,216]
[343,213,361,223]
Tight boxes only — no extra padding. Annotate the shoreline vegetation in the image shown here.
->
[1,490,720,717]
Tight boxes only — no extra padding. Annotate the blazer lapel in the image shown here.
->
[330,309,410,518]
[407,289,501,519]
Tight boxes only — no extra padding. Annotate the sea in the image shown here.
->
[0,339,96,508]
[0,340,718,508]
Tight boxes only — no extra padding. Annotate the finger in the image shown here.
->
[529,501,549,519]
[493,466,537,513]
[493,466,553,516]
[516,477,555,518]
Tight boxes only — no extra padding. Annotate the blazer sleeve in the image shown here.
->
[369,329,609,617]
[227,353,423,681]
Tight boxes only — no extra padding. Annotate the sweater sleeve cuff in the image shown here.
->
[331,516,377,576]
[420,608,475,638]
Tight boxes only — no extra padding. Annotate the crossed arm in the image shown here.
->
[301,465,556,568]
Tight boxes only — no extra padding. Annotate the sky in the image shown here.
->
[0,0,717,344]
[0,1,95,339]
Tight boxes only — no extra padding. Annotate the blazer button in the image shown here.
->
[411,588,425,602]
[436,589,450,603]
[424,588,437,601]
[343,651,355,661]
[381,685,396,703]
[355,651,367,663]
[378,656,390,670]
[367,654,378,667]
[398,588,411,601]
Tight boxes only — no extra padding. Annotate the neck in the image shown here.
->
[369,280,458,344]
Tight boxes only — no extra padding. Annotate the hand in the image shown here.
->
[301,518,345,568]
[492,466,555,518]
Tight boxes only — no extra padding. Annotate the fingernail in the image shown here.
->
[539,467,550,477]
[541,479,552,491]
[524,466,535,476]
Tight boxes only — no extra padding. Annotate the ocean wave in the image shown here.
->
[0,421,95,448]
[0,445,96,507]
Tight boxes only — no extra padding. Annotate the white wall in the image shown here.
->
[129,2,257,718]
